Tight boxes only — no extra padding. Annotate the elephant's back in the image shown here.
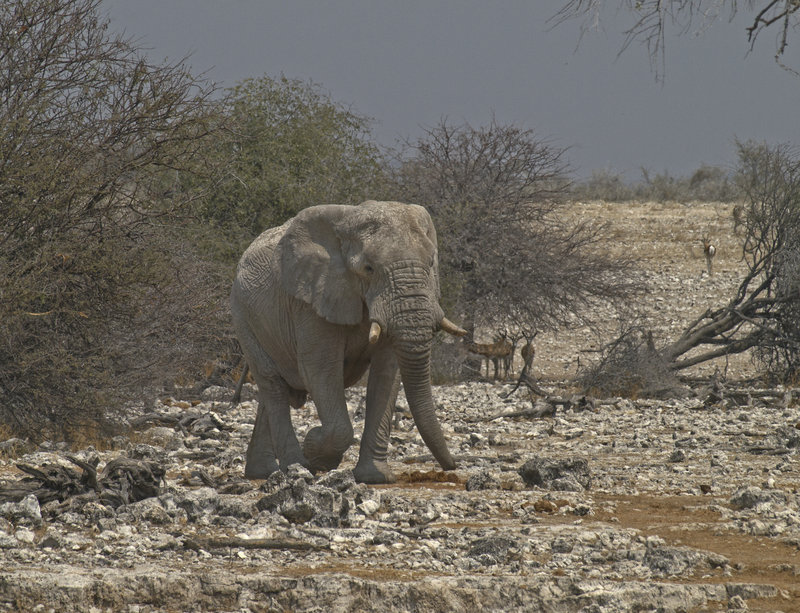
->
[232,224,286,298]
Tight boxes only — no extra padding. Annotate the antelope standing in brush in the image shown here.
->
[520,340,535,374]
[467,333,513,381]
[702,234,716,275]
[732,204,745,235]
[503,335,547,398]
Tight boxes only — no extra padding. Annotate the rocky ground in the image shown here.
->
[1,381,799,612]
[2,201,799,612]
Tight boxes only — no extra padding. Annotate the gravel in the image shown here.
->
[1,380,799,612]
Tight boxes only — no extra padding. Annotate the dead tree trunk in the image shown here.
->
[660,269,779,371]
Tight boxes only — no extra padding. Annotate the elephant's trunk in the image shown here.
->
[367,259,456,471]
[394,339,456,472]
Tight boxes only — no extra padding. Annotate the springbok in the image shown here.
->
[467,333,513,381]
[702,234,716,275]
[732,204,745,235]
[520,340,535,373]
[503,335,545,398]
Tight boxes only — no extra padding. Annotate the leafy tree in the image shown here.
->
[0,0,225,439]
[192,75,389,261]
[393,118,637,347]
[554,1,800,77]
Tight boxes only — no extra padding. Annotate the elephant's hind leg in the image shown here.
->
[245,400,279,478]
[238,327,308,477]
[247,374,310,476]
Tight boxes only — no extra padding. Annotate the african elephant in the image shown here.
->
[230,200,466,484]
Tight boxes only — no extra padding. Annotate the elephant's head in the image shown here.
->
[278,200,465,471]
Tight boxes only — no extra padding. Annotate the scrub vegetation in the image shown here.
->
[2,0,798,441]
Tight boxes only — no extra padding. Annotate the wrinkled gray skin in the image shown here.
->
[231,201,463,484]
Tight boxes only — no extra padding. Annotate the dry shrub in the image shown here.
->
[578,325,685,399]
[0,0,225,440]
[0,225,230,441]
[572,169,636,202]
[393,118,636,345]
[573,165,739,204]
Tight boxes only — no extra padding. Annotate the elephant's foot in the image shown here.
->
[354,458,396,484]
[304,451,345,473]
[303,426,351,472]
[244,456,280,480]
[278,450,311,473]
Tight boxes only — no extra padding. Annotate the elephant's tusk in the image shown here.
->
[440,317,467,337]
[368,321,382,344]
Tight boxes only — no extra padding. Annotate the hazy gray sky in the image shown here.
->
[103,1,800,178]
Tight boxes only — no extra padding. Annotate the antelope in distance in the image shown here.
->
[520,340,535,375]
[702,234,716,275]
[732,204,745,236]
[467,332,513,381]
[503,334,547,398]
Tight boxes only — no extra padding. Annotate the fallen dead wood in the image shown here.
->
[480,404,556,422]
[0,455,164,508]
[182,468,255,494]
[695,378,795,409]
[1,458,98,504]
[471,395,596,422]
[501,372,547,399]
[183,537,328,552]
[129,413,183,428]
[130,411,233,438]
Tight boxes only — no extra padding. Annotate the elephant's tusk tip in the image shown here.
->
[440,317,467,337]
[368,321,381,344]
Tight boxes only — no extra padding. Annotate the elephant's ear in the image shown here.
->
[278,205,364,325]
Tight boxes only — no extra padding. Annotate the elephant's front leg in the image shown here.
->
[354,346,401,484]
[297,330,355,472]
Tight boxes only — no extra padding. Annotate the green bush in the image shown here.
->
[188,75,390,264]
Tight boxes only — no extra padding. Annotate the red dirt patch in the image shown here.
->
[593,494,800,612]
[396,470,462,485]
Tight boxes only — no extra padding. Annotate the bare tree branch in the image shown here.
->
[0,0,227,439]
[392,117,638,344]
[553,1,800,78]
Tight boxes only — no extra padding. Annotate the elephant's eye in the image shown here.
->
[364,264,374,274]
